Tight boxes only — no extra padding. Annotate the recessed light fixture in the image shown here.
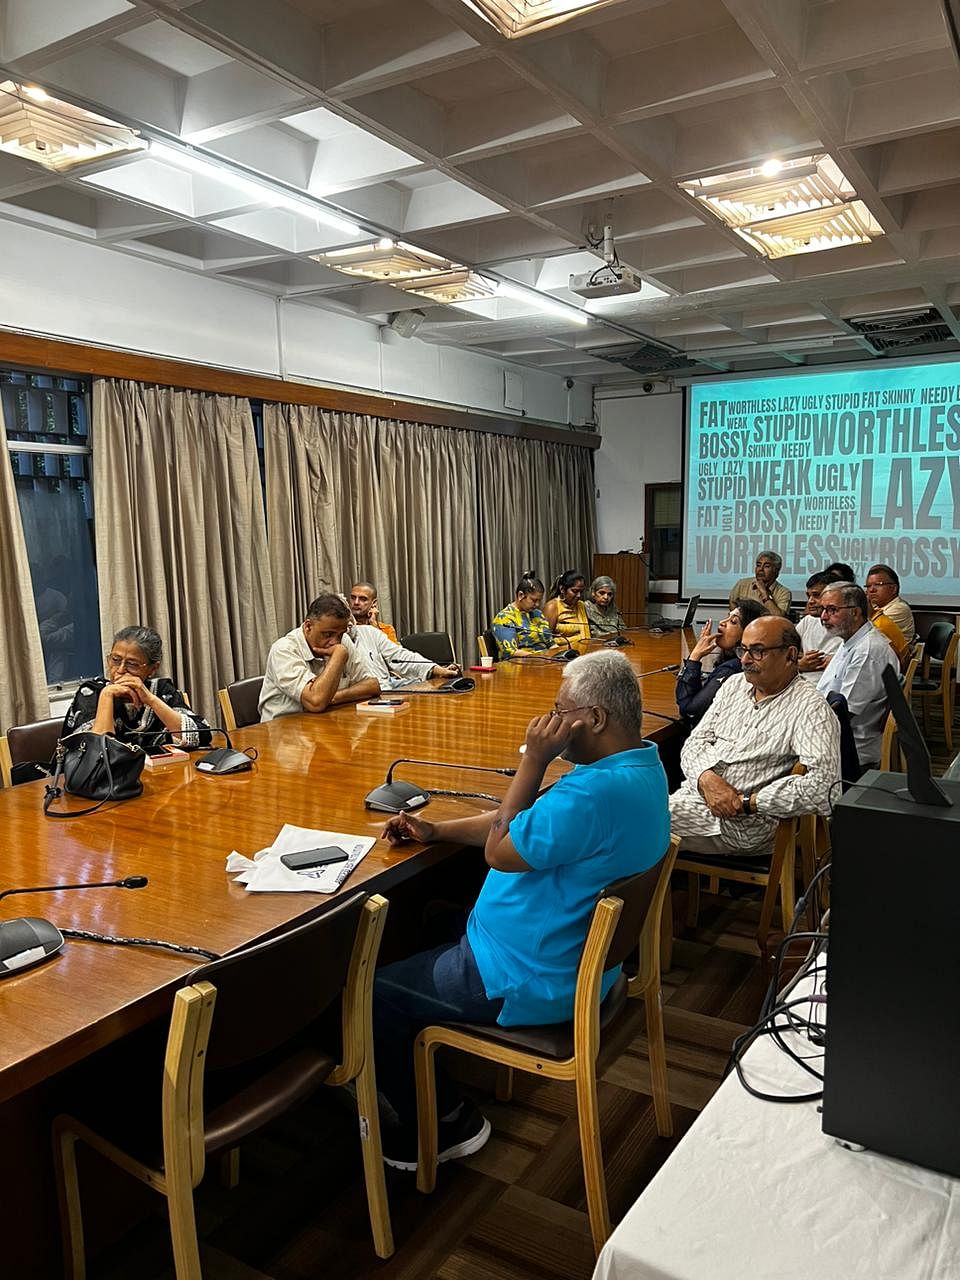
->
[459,0,623,38]
[0,81,144,171]
[680,154,885,259]
[311,240,457,281]
[399,269,498,304]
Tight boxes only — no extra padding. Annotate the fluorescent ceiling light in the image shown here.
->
[679,155,884,259]
[0,81,144,171]
[498,280,590,325]
[459,0,624,38]
[399,270,498,304]
[311,240,459,281]
[148,140,360,236]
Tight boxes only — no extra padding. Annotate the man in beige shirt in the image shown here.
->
[865,564,915,645]
[258,594,380,722]
[728,551,792,617]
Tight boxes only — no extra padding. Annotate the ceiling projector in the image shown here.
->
[568,264,644,299]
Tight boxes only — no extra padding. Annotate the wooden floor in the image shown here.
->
[86,701,957,1280]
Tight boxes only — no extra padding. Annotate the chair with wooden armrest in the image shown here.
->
[477,630,499,662]
[413,836,679,1256]
[217,676,264,731]
[0,716,62,787]
[53,893,393,1278]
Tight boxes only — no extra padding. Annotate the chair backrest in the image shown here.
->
[399,631,455,666]
[826,692,861,785]
[189,890,369,1071]
[902,653,920,701]
[480,629,499,662]
[219,676,264,731]
[924,622,954,663]
[0,716,63,787]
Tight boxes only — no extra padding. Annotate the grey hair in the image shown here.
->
[112,625,162,666]
[561,650,642,736]
[590,575,616,596]
[758,550,782,573]
[821,580,868,620]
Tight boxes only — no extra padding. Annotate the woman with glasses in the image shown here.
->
[62,625,212,749]
[676,598,766,724]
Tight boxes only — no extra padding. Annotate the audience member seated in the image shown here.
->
[491,571,559,657]
[63,625,212,749]
[824,561,855,582]
[348,581,397,644]
[817,582,899,772]
[259,594,379,721]
[670,616,839,855]
[352,625,459,685]
[584,575,626,638]
[544,569,590,641]
[371,650,670,1169]
[865,563,915,645]
[728,550,792,616]
[796,571,842,681]
[676,598,766,725]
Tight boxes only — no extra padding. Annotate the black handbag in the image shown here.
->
[43,731,146,818]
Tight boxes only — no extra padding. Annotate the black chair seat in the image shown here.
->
[912,678,939,693]
[439,973,627,1062]
[204,1046,335,1154]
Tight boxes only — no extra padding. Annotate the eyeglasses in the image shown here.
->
[865,581,895,589]
[550,704,594,718]
[819,604,856,617]
[106,653,149,674]
[735,643,792,660]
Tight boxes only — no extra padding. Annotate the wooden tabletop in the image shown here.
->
[0,631,683,1103]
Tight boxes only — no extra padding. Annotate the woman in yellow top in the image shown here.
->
[544,570,590,642]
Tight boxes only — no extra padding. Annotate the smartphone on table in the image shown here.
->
[280,846,350,871]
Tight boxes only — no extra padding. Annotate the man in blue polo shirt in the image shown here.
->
[373,649,670,1170]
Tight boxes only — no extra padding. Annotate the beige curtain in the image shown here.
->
[0,402,49,731]
[93,380,277,722]
[265,404,597,664]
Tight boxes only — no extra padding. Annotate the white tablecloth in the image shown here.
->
[594,964,960,1280]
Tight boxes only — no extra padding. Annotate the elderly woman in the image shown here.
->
[544,570,590,641]
[62,625,212,749]
[675,598,766,725]
[584,576,626,637]
[491,571,560,658]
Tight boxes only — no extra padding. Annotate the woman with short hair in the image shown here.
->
[62,625,212,748]
[544,569,589,641]
[584,576,626,638]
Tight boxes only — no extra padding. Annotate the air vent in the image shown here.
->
[847,308,954,354]
[586,341,700,375]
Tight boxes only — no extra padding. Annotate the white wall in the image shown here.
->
[0,219,593,426]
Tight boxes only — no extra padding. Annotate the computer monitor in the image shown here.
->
[880,664,951,807]
[680,594,700,629]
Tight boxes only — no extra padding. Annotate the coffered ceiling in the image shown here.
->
[1,0,959,386]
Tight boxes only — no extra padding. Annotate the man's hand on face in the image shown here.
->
[698,769,743,817]
[522,711,579,768]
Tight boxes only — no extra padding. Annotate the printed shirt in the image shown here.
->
[491,603,554,657]
[817,622,898,767]
[258,627,377,721]
[63,677,210,749]
[467,744,670,1026]
[670,672,840,851]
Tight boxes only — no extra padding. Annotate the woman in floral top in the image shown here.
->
[490,571,560,658]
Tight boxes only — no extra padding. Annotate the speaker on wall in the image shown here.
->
[386,310,426,339]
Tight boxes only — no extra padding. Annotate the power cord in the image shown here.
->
[62,929,221,962]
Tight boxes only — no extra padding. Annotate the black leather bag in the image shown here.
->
[43,731,145,818]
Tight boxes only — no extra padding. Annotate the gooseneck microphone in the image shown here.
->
[638,664,681,676]
[365,758,518,813]
[0,875,148,902]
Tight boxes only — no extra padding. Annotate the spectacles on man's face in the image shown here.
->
[865,580,895,591]
[551,703,594,718]
[106,653,149,674]
[819,604,856,617]
[735,643,792,660]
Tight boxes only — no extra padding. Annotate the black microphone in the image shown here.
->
[0,876,149,977]
[638,664,681,676]
[365,758,518,813]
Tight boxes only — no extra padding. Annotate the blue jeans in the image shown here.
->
[373,934,503,1126]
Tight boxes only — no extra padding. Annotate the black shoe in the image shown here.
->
[383,1101,491,1172]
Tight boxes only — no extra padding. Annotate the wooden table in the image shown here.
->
[2,632,682,1273]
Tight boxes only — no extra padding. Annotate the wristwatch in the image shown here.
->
[741,793,751,815]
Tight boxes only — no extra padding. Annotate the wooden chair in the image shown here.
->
[881,652,922,773]
[413,837,679,1256]
[400,631,455,666]
[0,716,62,787]
[477,630,499,661]
[217,676,263,731]
[914,627,959,751]
[53,893,394,1278]
[674,765,809,964]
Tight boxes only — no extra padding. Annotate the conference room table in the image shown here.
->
[1,631,684,1277]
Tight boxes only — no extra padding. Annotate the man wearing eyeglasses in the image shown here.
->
[670,615,839,855]
[817,582,899,771]
[864,564,915,645]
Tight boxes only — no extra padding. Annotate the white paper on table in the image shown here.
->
[225,823,375,894]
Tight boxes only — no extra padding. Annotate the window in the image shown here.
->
[2,371,100,687]
[645,483,682,581]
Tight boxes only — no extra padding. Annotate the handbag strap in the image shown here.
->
[43,736,115,819]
